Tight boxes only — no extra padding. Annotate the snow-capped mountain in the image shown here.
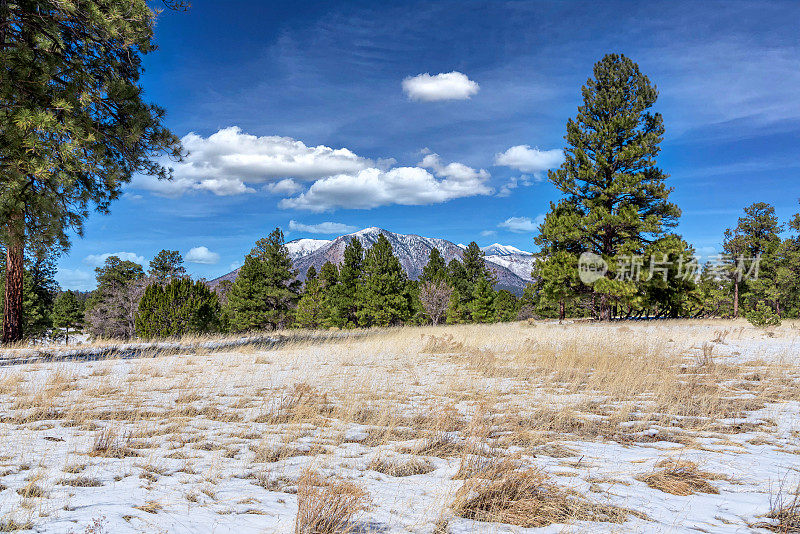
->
[211,228,533,294]
[480,243,536,281]
[481,243,531,256]
[285,238,331,259]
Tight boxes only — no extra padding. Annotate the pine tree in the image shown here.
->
[328,239,363,327]
[776,201,800,318]
[722,203,782,318]
[470,276,496,323]
[538,53,680,319]
[0,1,183,343]
[149,250,186,283]
[318,261,339,327]
[421,248,448,283]
[357,234,412,326]
[135,278,220,339]
[52,290,84,344]
[294,277,326,328]
[226,228,300,332]
[493,290,519,322]
[23,255,59,340]
[445,259,470,323]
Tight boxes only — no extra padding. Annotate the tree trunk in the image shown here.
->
[733,280,739,318]
[558,300,565,322]
[2,238,24,344]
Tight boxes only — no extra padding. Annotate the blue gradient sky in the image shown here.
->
[56,0,800,290]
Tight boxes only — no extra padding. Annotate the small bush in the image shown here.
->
[747,302,781,328]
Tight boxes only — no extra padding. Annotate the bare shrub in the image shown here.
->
[761,479,800,533]
[637,459,722,495]
[91,427,139,458]
[295,471,370,534]
[418,281,453,325]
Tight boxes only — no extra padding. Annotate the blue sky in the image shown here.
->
[56,0,800,290]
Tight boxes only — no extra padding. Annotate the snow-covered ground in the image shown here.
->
[0,320,798,533]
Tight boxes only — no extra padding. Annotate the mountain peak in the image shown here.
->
[482,243,532,256]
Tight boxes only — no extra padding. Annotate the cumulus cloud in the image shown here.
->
[495,145,564,174]
[84,252,145,267]
[498,215,545,233]
[288,220,358,234]
[280,158,493,212]
[402,71,480,101]
[265,178,303,195]
[133,127,371,197]
[185,246,220,265]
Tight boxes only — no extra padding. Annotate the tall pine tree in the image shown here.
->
[537,53,680,319]
[226,228,300,331]
[357,234,411,326]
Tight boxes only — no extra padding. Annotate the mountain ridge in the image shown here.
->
[210,227,534,295]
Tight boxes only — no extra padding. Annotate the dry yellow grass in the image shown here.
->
[0,319,797,531]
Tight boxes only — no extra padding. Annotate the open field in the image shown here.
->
[0,320,799,533]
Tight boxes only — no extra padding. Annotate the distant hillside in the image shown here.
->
[210,227,534,295]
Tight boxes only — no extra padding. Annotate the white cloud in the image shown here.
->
[280,159,493,212]
[133,126,372,197]
[419,153,489,182]
[185,246,220,265]
[84,252,145,267]
[499,215,545,233]
[480,230,497,237]
[265,178,303,195]
[288,220,358,234]
[496,175,541,197]
[402,71,479,101]
[495,145,564,174]
[56,268,95,291]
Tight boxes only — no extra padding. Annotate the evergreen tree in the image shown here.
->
[537,53,680,319]
[421,248,448,283]
[694,263,733,318]
[317,261,339,327]
[445,259,471,323]
[226,228,300,331]
[135,278,220,339]
[294,276,326,328]
[493,290,519,322]
[640,235,698,318]
[0,1,183,343]
[52,290,84,344]
[531,249,580,321]
[722,203,781,317]
[23,255,59,340]
[776,201,800,318]
[470,277,496,323]
[357,234,412,326]
[305,265,318,283]
[149,250,186,282]
[328,239,363,327]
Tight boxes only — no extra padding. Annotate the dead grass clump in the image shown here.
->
[409,433,463,457]
[758,480,800,533]
[90,427,140,458]
[637,459,722,496]
[295,471,370,534]
[0,519,34,532]
[420,334,464,354]
[452,465,631,528]
[56,477,103,487]
[256,383,333,424]
[134,501,162,514]
[368,456,434,477]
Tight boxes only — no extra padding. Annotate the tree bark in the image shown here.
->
[2,235,24,344]
[558,299,565,322]
[733,280,739,318]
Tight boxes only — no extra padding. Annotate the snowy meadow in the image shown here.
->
[0,320,799,533]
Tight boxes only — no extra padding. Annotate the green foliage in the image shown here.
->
[52,290,84,343]
[357,234,412,326]
[469,277,496,323]
[149,250,186,282]
[294,277,327,328]
[327,239,364,327]
[135,278,220,339]
[226,228,300,332]
[421,248,448,283]
[536,53,680,319]
[746,302,781,328]
[493,290,519,322]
